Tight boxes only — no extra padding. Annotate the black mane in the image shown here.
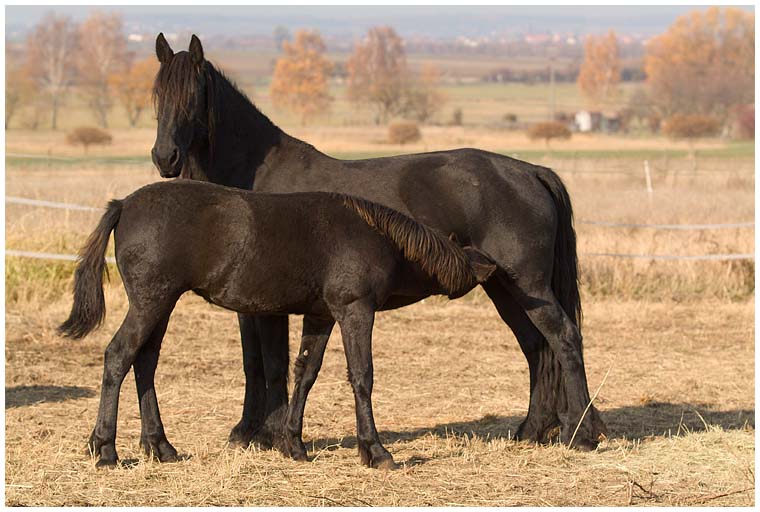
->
[152,51,279,156]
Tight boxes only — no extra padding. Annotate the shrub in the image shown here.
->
[65,126,112,153]
[662,114,721,141]
[450,107,463,126]
[527,121,571,147]
[388,121,421,144]
[735,104,754,139]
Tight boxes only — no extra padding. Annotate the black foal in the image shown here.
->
[61,180,495,469]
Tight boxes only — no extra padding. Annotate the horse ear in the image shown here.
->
[189,34,204,64]
[156,33,174,64]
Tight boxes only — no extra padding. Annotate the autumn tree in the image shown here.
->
[109,56,158,127]
[270,30,333,125]
[5,51,36,129]
[26,13,79,129]
[347,26,409,124]
[577,31,621,108]
[645,7,754,120]
[404,63,447,123]
[77,11,131,128]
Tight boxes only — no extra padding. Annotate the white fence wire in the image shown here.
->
[5,195,755,263]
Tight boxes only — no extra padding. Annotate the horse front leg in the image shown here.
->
[229,314,267,448]
[251,315,290,449]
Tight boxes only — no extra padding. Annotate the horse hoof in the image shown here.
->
[228,423,255,449]
[141,437,179,462]
[371,455,399,470]
[95,458,118,469]
[571,438,598,452]
[291,451,309,462]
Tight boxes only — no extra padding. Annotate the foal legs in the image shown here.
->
[282,315,334,460]
[89,304,174,467]
[134,313,178,462]
[336,300,396,470]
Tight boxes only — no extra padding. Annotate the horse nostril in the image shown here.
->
[169,148,180,167]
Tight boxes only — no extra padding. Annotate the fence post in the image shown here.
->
[644,159,653,205]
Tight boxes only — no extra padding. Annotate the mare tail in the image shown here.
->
[58,200,122,339]
[339,195,497,298]
[534,167,582,333]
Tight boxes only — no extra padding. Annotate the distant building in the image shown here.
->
[574,110,621,133]
[575,111,593,132]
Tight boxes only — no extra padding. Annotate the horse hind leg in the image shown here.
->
[482,278,563,444]
[280,315,334,461]
[89,302,176,467]
[134,312,178,462]
[507,280,603,451]
[334,299,397,470]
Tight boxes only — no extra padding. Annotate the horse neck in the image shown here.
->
[189,71,329,189]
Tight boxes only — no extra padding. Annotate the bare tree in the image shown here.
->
[5,50,36,129]
[577,31,621,108]
[403,63,447,123]
[77,11,131,128]
[26,13,79,130]
[109,56,158,127]
[347,26,409,124]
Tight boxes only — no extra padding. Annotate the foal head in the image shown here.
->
[151,33,214,178]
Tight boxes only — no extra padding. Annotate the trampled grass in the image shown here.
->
[4,129,755,506]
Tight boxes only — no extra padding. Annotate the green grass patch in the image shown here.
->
[327,143,755,162]
[5,155,152,168]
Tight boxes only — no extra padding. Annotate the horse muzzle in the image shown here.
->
[151,147,183,178]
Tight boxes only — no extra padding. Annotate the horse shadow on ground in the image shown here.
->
[306,402,754,457]
[5,385,95,409]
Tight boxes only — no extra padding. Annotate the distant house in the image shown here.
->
[574,110,621,133]
[574,111,593,132]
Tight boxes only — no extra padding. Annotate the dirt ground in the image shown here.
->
[5,291,754,506]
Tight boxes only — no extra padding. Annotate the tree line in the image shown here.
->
[270,26,446,126]
[575,6,754,136]
[6,11,157,130]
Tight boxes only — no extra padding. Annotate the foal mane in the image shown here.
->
[338,195,478,297]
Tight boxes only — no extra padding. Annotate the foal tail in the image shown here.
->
[59,200,122,339]
[534,167,582,333]
[339,195,497,298]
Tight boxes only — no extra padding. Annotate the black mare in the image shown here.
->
[60,180,497,468]
[150,34,607,453]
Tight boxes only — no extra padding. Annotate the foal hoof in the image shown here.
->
[86,433,119,467]
[140,437,179,462]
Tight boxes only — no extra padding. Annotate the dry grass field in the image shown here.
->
[4,129,755,506]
